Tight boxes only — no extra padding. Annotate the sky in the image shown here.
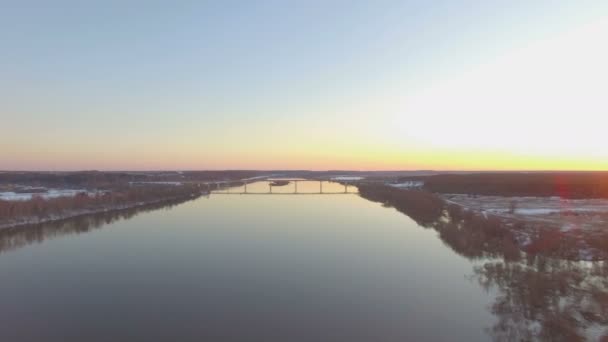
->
[2,0,608,171]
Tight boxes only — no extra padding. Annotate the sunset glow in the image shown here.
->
[2,1,607,171]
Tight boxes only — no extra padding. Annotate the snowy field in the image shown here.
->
[443,194,608,232]
[0,189,97,201]
[330,176,364,181]
[388,181,424,189]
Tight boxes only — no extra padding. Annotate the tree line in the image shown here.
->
[357,184,607,261]
[399,172,608,199]
[0,195,198,255]
[0,184,201,226]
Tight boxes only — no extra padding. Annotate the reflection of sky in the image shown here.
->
[0,190,495,341]
[2,1,608,170]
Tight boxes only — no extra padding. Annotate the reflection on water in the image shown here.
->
[0,196,199,255]
[0,181,605,341]
[475,256,607,341]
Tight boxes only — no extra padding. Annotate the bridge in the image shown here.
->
[206,179,358,195]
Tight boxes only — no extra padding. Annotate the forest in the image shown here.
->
[399,172,608,198]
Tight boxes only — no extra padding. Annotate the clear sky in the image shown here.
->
[2,0,607,171]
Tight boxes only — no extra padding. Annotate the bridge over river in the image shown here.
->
[205,178,362,195]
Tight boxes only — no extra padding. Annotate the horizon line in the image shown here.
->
[3,169,608,173]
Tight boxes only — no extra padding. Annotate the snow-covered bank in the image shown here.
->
[0,192,203,231]
[0,189,102,201]
[442,194,608,232]
[387,181,424,189]
[330,176,364,181]
[440,193,608,261]
[360,184,608,261]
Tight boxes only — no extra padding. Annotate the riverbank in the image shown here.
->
[0,195,203,255]
[0,185,204,230]
[358,183,608,261]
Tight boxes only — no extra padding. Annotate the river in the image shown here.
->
[0,181,604,341]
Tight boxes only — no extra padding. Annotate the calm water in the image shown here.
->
[0,181,603,341]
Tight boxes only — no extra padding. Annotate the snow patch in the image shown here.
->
[0,189,97,201]
[388,181,424,189]
[330,176,364,181]
[129,181,183,186]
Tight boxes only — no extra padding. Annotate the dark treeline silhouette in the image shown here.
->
[0,171,148,189]
[358,184,445,227]
[358,184,520,260]
[399,172,608,198]
[438,206,521,261]
[180,170,265,181]
[0,184,202,228]
[0,195,199,254]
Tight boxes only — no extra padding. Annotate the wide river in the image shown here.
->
[0,181,603,341]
